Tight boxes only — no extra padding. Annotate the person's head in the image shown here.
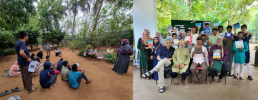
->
[226,25,232,33]
[201,35,206,41]
[55,47,58,50]
[181,33,185,39]
[212,28,218,35]
[165,39,172,47]
[143,29,150,38]
[186,29,191,36]
[87,47,90,50]
[46,41,48,44]
[205,23,210,28]
[218,25,223,33]
[197,38,202,46]
[179,40,186,48]
[172,33,177,39]
[241,24,247,33]
[154,37,159,44]
[44,62,52,69]
[72,64,78,71]
[31,53,35,58]
[19,31,28,41]
[216,38,223,46]
[60,58,63,61]
[191,26,197,33]
[156,32,161,37]
[92,46,95,49]
[109,46,112,49]
[63,61,68,67]
[46,55,50,61]
[238,31,244,40]
[167,32,172,36]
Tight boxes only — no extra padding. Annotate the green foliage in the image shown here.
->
[86,44,92,49]
[0,48,16,57]
[67,40,85,50]
[0,28,15,48]
[0,0,36,30]
[120,30,134,46]
[107,53,117,63]
[78,48,86,56]
[156,0,258,34]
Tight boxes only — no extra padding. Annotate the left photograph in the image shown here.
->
[0,0,133,100]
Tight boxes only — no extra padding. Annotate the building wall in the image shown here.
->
[133,0,158,62]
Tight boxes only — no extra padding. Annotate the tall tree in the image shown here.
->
[67,0,91,39]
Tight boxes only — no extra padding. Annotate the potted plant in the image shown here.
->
[254,46,258,66]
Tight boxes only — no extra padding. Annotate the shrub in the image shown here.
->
[67,39,85,50]
[0,48,16,57]
[86,44,91,49]
[78,48,85,56]
[107,53,117,63]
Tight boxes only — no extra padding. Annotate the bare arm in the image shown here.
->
[157,55,162,61]
[19,50,30,60]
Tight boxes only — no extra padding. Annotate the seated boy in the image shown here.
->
[88,46,97,60]
[83,48,90,57]
[36,51,43,59]
[68,64,92,89]
[39,62,60,91]
[104,46,114,58]
[45,56,57,70]
[55,48,62,57]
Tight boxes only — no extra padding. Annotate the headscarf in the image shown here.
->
[153,37,163,55]
[10,60,19,71]
[142,29,153,45]
[118,39,133,55]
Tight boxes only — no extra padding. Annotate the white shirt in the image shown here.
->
[171,44,178,49]
[190,46,208,64]
[55,49,61,53]
[219,33,224,38]
[159,37,165,46]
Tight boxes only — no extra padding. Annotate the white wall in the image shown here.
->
[133,0,158,63]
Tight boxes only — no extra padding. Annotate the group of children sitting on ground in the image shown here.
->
[8,49,92,91]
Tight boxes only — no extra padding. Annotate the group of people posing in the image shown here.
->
[138,24,252,93]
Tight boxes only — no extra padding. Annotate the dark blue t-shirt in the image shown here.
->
[56,60,63,71]
[15,40,30,66]
[39,69,55,88]
[157,47,175,59]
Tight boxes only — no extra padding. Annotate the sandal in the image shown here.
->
[141,71,151,79]
[0,90,12,97]
[27,87,37,94]
[239,77,244,80]
[11,87,21,92]
[158,86,164,93]
[6,95,21,100]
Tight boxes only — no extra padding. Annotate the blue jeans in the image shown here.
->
[77,73,88,86]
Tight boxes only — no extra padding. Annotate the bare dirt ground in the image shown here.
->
[0,47,133,100]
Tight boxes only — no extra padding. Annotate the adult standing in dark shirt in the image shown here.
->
[14,31,37,93]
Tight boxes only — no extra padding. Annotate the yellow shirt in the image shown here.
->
[106,49,114,54]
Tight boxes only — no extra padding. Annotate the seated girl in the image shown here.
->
[55,48,62,57]
[9,61,21,77]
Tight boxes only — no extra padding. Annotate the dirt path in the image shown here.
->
[0,47,132,100]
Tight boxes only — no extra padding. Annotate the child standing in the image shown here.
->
[232,31,248,80]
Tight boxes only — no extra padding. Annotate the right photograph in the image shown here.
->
[133,0,258,100]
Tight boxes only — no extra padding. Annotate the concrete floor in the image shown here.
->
[133,66,258,100]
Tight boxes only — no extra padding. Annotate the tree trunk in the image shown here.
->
[92,0,104,45]
[188,0,191,20]
[71,14,76,40]
[228,2,231,25]
[205,0,209,12]
[215,0,218,11]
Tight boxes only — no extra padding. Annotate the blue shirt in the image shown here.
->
[39,69,55,88]
[44,43,50,49]
[157,46,175,59]
[56,60,63,71]
[15,40,30,66]
[68,71,82,89]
